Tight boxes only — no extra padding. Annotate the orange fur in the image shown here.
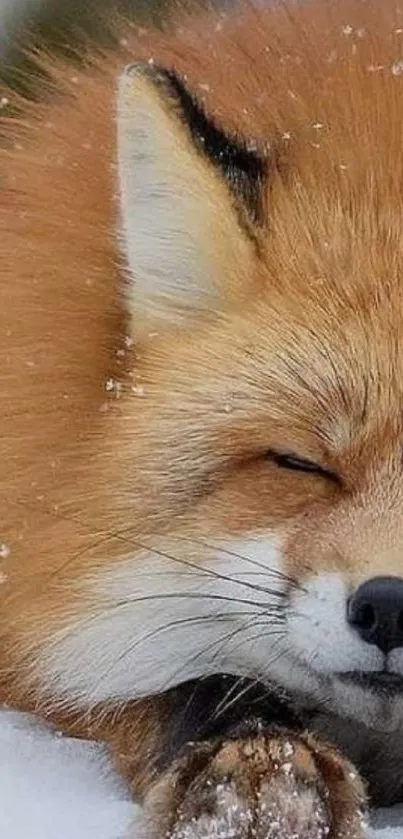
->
[2,0,403,805]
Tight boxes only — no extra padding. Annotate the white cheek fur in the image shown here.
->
[286,573,383,675]
[37,542,403,732]
[36,534,286,707]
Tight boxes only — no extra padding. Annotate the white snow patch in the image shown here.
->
[0,708,134,839]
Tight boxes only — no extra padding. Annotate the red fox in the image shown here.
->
[3,0,403,835]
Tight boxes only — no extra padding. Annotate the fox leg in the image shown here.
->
[104,678,366,839]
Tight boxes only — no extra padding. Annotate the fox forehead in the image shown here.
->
[147,283,403,458]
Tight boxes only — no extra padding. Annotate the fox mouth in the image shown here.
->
[338,671,403,695]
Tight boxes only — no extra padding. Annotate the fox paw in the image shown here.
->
[141,728,366,839]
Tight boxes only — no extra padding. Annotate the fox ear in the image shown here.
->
[116,63,266,334]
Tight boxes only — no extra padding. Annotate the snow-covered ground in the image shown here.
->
[0,709,134,839]
[0,708,401,839]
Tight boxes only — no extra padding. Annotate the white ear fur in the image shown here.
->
[116,63,251,332]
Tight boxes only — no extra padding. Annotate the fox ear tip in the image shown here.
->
[117,61,155,109]
[118,61,177,100]
[119,61,157,84]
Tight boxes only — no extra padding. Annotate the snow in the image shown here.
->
[0,709,134,839]
[0,709,401,839]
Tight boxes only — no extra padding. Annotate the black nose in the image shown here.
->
[347,576,403,655]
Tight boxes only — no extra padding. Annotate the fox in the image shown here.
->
[4,0,403,834]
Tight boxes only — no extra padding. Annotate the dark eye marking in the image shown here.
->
[266,450,341,484]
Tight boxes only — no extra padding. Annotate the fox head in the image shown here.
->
[2,0,403,739]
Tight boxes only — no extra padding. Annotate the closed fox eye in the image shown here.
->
[265,450,341,484]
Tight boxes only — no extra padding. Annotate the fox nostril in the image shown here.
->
[352,602,377,633]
